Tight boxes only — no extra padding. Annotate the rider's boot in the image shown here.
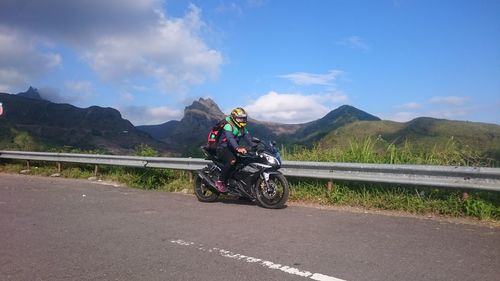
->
[215,180,227,193]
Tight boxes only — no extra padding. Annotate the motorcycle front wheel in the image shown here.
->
[255,173,289,209]
[194,171,219,202]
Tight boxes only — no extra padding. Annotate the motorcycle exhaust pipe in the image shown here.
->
[197,172,218,191]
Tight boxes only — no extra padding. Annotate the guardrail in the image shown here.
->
[1,150,499,192]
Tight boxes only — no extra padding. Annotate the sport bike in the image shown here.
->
[194,139,289,209]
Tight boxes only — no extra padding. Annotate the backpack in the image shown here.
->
[206,119,233,151]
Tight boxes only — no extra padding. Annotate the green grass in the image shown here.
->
[281,137,499,221]
[282,136,491,166]
[318,118,500,165]
[0,160,191,192]
[288,180,499,220]
[1,141,498,222]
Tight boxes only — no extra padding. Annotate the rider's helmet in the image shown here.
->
[230,107,248,129]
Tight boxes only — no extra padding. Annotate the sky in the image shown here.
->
[0,0,499,126]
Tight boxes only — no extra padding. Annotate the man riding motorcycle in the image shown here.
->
[196,107,289,209]
[215,107,257,193]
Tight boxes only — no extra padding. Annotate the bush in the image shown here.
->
[134,144,159,157]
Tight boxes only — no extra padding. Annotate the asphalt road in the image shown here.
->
[1,173,499,281]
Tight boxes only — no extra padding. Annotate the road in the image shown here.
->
[0,173,498,281]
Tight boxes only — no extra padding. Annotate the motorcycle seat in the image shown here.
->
[201,146,224,168]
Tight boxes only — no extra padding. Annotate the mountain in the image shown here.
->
[0,90,171,155]
[136,120,180,141]
[137,98,381,155]
[16,86,45,101]
[159,98,226,153]
[318,117,500,160]
[4,88,498,160]
[292,105,380,144]
[138,98,500,162]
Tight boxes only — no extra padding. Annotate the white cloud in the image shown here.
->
[85,4,222,94]
[278,70,343,86]
[37,87,66,103]
[384,106,472,123]
[37,81,94,104]
[338,36,370,51]
[398,102,421,110]
[120,105,183,126]
[0,0,162,43]
[244,91,348,123]
[65,81,94,99]
[429,96,467,106]
[426,109,468,119]
[0,69,26,93]
[383,97,473,122]
[0,1,222,96]
[0,32,61,92]
[120,91,136,103]
[84,5,222,92]
[384,111,420,122]
[216,2,244,16]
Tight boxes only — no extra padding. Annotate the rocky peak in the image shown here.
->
[17,86,45,101]
[192,97,219,110]
[184,97,225,120]
[162,98,226,151]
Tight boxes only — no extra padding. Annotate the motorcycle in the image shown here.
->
[194,138,289,209]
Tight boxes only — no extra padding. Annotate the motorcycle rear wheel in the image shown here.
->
[255,173,289,209]
[194,172,219,202]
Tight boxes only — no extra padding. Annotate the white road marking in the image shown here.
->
[171,239,346,281]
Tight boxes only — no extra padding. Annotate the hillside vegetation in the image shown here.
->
[317,118,500,166]
[0,91,170,155]
[3,89,499,163]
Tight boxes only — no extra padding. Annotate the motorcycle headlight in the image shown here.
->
[263,152,280,166]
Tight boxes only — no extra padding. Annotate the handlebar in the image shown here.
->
[236,150,257,158]
[236,139,278,157]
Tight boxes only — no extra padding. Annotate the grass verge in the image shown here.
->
[289,179,499,221]
[1,161,498,223]
[1,138,498,223]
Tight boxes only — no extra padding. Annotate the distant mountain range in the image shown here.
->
[1,87,500,161]
[137,98,381,154]
[0,87,167,155]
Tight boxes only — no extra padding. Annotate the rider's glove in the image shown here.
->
[236,147,247,154]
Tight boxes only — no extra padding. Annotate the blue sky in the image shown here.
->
[0,0,499,125]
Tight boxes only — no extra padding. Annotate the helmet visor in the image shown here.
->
[235,117,247,124]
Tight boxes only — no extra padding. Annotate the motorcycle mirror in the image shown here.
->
[252,137,261,143]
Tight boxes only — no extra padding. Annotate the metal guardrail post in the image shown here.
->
[327,181,333,192]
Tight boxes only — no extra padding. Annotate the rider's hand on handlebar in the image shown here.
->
[236,147,247,154]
